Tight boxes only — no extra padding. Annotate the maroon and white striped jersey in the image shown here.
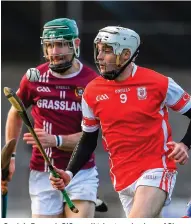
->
[17,61,98,172]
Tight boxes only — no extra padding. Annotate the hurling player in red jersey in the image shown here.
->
[4,18,108,218]
[50,26,191,218]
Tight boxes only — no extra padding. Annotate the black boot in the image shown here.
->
[95,197,108,212]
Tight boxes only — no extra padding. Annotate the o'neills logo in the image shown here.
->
[75,87,84,98]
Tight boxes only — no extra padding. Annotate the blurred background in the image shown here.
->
[1,1,191,218]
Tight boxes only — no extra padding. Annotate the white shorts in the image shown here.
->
[29,167,99,215]
[118,168,177,217]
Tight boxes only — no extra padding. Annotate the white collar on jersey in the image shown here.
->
[50,59,83,79]
[131,63,137,77]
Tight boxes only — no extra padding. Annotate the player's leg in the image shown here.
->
[128,185,166,218]
[128,168,177,218]
[118,183,134,217]
[29,170,64,218]
[63,166,99,218]
[32,213,63,218]
[64,200,95,218]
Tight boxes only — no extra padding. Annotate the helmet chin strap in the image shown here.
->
[100,46,140,80]
[49,54,75,73]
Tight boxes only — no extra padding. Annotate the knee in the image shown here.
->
[128,208,162,218]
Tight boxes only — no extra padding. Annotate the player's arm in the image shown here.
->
[5,106,23,149]
[5,76,33,180]
[66,94,100,175]
[6,73,33,142]
[4,108,23,181]
[57,132,82,151]
[165,77,191,164]
[66,130,99,176]
[50,94,100,189]
[50,130,99,190]
[6,79,32,146]
[23,130,83,152]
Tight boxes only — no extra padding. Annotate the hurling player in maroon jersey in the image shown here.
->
[4,18,107,218]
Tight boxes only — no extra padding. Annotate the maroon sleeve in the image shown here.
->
[16,74,33,109]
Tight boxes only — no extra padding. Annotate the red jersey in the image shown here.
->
[17,61,98,172]
[82,64,191,191]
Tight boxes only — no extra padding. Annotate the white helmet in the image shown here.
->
[94,26,141,80]
[94,26,140,56]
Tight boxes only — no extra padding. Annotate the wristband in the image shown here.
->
[11,152,16,159]
[54,135,63,147]
[54,135,59,147]
[58,135,63,147]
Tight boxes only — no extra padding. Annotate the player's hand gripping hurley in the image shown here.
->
[4,87,79,213]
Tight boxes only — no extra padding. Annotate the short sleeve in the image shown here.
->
[165,77,191,114]
[81,95,100,132]
[16,75,33,109]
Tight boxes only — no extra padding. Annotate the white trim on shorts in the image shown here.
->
[118,168,177,217]
[29,166,99,215]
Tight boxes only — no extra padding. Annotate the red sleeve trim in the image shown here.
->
[83,117,99,127]
[170,92,190,111]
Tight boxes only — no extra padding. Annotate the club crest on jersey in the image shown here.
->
[75,87,84,98]
[183,92,190,101]
[137,87,147,100]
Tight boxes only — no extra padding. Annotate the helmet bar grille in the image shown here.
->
[44,25,69,29]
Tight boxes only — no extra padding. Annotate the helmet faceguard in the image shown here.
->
[94,26,140,80]
[41,18,80,73]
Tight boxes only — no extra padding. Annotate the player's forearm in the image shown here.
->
[57,132,83,151]
[66,130,99,176]
[5,107,23,151]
